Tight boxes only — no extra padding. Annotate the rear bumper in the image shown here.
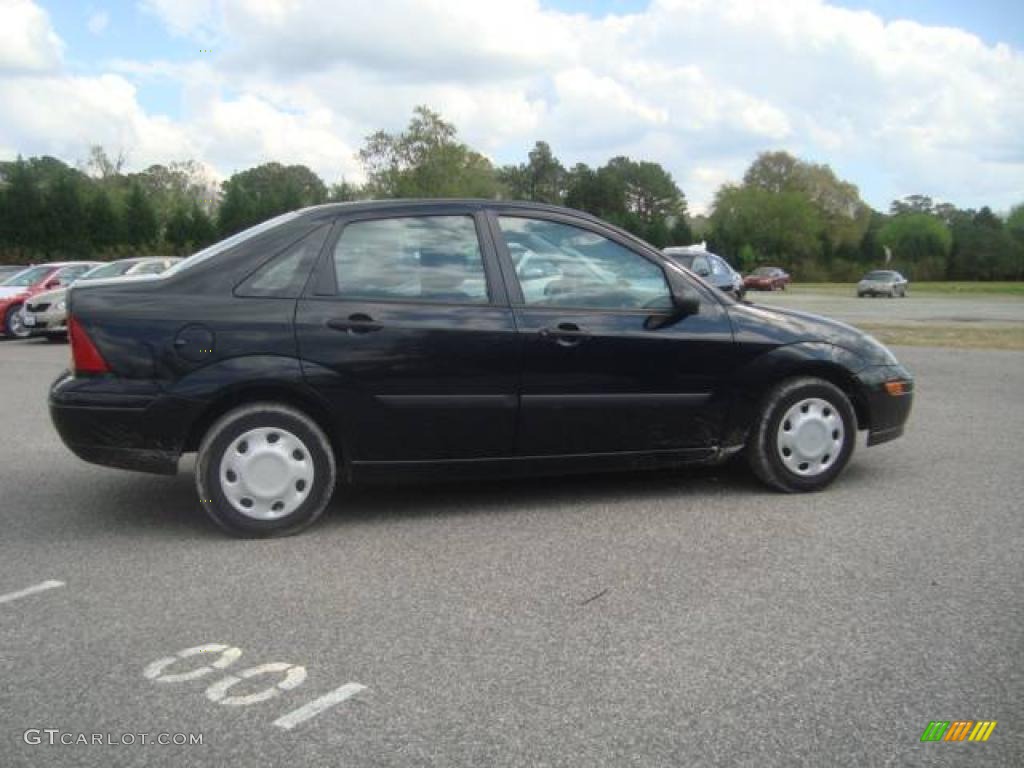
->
[855,364,914,446]
[49,372,201,475]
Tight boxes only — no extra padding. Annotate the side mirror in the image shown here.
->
[671,285,701,317]
[647,270,701,329]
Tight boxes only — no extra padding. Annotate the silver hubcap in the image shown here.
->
[9,309,28,337]
[219,427,315,520]
[776,397,844,477]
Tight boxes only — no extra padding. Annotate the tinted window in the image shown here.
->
[237,226,328,298]
[499,217,671,310]
[866,271,895,280]
[333,216,487,304]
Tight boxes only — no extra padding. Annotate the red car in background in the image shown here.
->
[0,262,99,338]
[744,266,791,291]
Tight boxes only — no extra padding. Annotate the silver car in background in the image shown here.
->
[23,257,180,340]
[857,270,909,298]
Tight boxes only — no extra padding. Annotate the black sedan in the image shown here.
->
[51,201,913,537]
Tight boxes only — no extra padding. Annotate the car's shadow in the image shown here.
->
[82,458,768,540]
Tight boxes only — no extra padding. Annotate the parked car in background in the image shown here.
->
[51,200,913,537]
[662,246,745,299]
[744,266,791,291]
[24,257,181,341]
[0,265,28,282]
[0,262,100,338]
[857,270,908,298]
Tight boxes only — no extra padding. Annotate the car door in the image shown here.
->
[489,210,737,456]
[295,208,520,462]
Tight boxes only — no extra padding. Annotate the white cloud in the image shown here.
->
[2,0,1022,211]
[0,0,63,73]
[87,9,110,35]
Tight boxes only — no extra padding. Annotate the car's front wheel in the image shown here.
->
[4,305,30,338]
[747,377,856,493]
[196,402,337,537]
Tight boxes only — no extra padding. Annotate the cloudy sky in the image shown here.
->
[1,0,1021,213]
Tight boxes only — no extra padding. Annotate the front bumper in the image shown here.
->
[855,364,914,446]
[25,306,67,334]
[49,372,202,475]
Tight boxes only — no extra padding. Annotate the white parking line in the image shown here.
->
[0,579,65,605]
[272,683,368,730]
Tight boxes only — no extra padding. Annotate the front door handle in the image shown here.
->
[327,313,383,334]
[540,322,589,347]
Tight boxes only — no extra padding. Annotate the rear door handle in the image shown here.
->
[327,313,383,334]
[540,322,589,347]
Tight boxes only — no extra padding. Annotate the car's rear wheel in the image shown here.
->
[747,377,856,492]
[195,403,337,537]
[4,305,30,338]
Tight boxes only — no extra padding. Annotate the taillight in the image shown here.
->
[68,315,111,375]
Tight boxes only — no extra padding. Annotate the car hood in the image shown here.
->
[728,301,896,365]
[28,287,67,305]
[0,286,30,300]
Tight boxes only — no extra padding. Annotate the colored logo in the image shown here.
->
[920,720,997,742]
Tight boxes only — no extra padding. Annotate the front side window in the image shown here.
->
[690,255,711,277]
[499,217,671,310]
[332,216,488,304]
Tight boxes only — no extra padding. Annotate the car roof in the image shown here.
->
[296,199,610,225]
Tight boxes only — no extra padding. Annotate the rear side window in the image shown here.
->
[236,225,328,298]
[332,216,488,304]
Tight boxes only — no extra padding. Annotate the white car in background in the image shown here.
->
[23,257,180,340]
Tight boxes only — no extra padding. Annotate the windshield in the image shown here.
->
[668,253,695,268]
[1,265,52,287]
[753,267,774,276]
[865,271,895,280]
[161,211,300,278]
[80,261,140,281]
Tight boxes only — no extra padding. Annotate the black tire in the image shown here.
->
[4,304,29,338]
[195,402,337,537]
[746,377,857,493]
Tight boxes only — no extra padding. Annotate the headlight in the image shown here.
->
[56,300,66,311]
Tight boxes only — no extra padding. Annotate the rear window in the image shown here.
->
[866,271,895,280]
[162,211,301,278]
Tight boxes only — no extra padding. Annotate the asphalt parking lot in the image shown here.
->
[1,333,1022,767]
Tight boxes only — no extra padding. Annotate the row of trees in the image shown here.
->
[1,107,1021,280]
